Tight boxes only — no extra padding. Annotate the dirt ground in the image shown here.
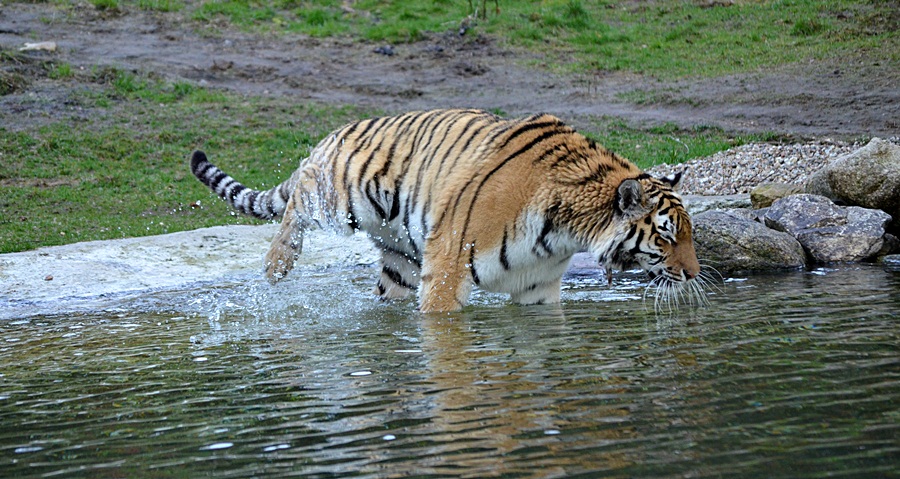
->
[1,3,898,139]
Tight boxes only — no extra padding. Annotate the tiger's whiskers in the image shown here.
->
[643,268,719,314]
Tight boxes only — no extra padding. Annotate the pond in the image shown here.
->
[1,260,898,478]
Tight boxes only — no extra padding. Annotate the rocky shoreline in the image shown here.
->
[661,138,900,273]
[646,137,900,196]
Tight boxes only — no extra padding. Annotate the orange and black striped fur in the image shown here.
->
[191,109,701,312]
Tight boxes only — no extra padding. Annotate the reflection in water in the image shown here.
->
[1,265,898,478]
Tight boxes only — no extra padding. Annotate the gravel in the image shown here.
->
[645,137,900,196]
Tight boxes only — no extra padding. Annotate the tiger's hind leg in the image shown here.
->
[264,165,322,283]
[264,195,304,283]
[510,277,563,306]
[374,247,421,301]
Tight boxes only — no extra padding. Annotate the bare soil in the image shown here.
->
[1,3,898,139]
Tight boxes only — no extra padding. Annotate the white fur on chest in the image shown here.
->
[473,213,582,300]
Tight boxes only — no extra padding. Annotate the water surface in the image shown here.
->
[1,264,898,478]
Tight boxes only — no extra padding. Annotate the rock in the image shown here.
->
[692,209,807,273]
[682,194,751,215]
[803,167,834,200]
[883,233,900,255]
[750,182,802,209]
[0,225,380,320]
[646,141,859,195]
[373,45,395,56]
[764,194,892,263]
[19,41,57,52]
[804,137,900,222]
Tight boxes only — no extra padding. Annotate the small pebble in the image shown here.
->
[373,45,395,56]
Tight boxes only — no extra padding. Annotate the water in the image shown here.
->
[1,263,898,478]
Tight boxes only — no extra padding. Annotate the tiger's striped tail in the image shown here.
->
[190,150,294,220]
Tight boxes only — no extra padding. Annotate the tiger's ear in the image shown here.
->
[617,179,649,218]
[662,170,684,191]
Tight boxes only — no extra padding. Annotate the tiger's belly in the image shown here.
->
[474,233,580,303]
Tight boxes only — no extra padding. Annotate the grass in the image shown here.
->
[584,119,775,169]
[89,0,120,11]
[47,62,73,79]
[0,65,373,253]
[176,0,898,78]
[137,0,183,12]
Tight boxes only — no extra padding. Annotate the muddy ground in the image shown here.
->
[0,3,898,139]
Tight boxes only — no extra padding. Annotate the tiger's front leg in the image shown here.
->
[418,239,474,313]
[264,196,303,283]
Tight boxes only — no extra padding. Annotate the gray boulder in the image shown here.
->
[764,194,892,263]
[692,209,807,273]
[804,138,900,222]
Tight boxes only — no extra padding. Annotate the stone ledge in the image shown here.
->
[683,194,751,215]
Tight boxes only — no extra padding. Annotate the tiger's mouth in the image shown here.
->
[644,264,714,312]
[647,267,692,284]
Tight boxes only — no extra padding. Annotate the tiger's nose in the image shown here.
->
[683,267,698,281]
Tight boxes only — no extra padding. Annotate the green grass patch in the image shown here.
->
[65,0,897,77]
[0,72,373,253]
[89,0,120,11]
[584,118,776,170]
[171,0,898,78]
[47,62,74,80]
[137,0,183,12]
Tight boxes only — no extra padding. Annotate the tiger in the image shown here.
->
[190,109,702,313]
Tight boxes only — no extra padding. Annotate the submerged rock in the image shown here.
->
[764,194,892,263]
[692,209,807,273]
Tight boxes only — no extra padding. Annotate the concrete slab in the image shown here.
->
[0,225,379,320]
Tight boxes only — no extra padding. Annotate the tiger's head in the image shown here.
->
[590,171,704,309]
[544,137,705,309]
[611,171,699,274]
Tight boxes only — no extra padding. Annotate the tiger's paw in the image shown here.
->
[264,247,296,283]
[419,295,463,313]
[418,274,469,313]
[375,281,412,301]
[510,280,562,306]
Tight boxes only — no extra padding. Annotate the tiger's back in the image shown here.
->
[191,109,702,312]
